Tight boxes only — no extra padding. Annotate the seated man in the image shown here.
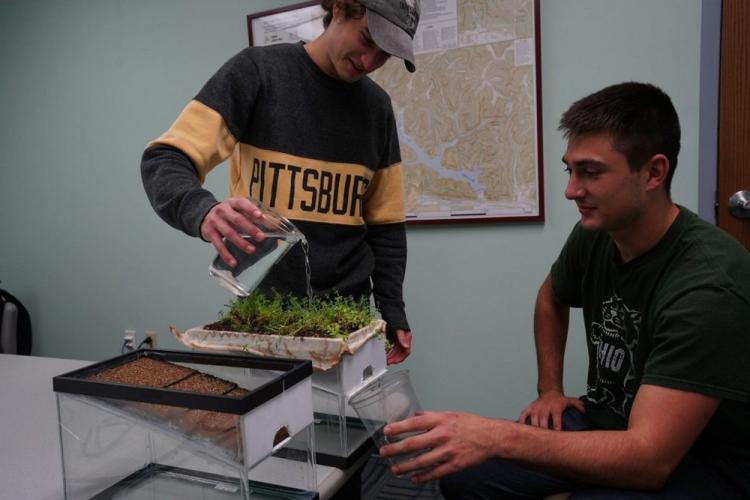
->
[380,82,750,498]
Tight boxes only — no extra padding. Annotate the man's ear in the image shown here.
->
[332,0,343,19]
[644,153,670,192]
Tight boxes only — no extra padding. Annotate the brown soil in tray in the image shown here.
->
[168,372,236,395]
[87,357,195,387]
[84,356,255,456]
[176,388,250,436]
[179,409,239,434]
[227,387,250,398]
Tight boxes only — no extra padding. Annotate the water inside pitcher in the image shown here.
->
[208,199,306,297]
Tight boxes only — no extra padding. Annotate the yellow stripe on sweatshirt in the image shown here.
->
[230,145,404,226]
[147,100,237,183]
[364,162,406,225]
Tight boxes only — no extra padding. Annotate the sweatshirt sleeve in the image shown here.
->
[140,144,219,238]
[366,221,409,332]
[140,49,259,237]
[364,99,410,332]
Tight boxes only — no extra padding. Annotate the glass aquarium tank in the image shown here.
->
[53,349,318,499]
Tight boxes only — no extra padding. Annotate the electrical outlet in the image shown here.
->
[144,330,157,349]
[123,330,136,353]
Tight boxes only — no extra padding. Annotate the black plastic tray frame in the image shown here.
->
[90,462,319,500]
[53,349,312,414]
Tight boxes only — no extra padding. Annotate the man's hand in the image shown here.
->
[519,390,585,430]
[382,385,720,489]
[201,197,265,267]
[386,329,412,364]
[380,411,500,482]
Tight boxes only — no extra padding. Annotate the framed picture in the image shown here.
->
[247,0,543,224]
[247,1,325,47]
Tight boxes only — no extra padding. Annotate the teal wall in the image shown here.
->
[0,0,705,418]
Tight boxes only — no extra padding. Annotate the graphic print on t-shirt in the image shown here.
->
[586,294,642,418]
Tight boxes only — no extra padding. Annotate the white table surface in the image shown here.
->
[0,353,360,500]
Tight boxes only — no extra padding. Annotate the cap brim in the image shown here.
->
[366,10,416,72]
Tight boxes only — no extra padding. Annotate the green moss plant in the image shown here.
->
[206,291,376,339]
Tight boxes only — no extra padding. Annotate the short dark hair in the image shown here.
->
[321,0,365,29]
[558,82,681,195]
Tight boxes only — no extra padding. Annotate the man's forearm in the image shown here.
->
[533,275,569,394]
[493,419,662,489]
[523,277,655,486]
[492,384,719,490]
[384,387,715,489]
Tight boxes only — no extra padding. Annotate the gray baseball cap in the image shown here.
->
[359,0,420,72]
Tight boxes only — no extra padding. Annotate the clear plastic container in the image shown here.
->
[349,370,423,468]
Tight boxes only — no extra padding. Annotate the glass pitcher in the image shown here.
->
[208,198,305,297]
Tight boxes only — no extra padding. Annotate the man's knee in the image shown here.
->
[561,407,589,431]
[439,468,500,500]
[438,459,547,500]
[439,471,466,500]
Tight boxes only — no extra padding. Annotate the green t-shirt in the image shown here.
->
[551,206,750,493]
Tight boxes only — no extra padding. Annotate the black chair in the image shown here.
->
[0,286,32,355]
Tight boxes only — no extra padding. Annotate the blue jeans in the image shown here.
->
[438,409,744,499]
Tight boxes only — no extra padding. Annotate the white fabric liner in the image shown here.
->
[170,319,386,371]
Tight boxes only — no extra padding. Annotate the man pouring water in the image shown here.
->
[141,0,421,364]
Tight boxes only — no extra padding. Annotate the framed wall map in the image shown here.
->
[248,0,543,224]
[247,1,324,47]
